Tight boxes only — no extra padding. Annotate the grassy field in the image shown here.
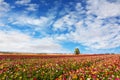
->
[0,53,120,80]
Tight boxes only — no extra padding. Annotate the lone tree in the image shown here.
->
[74,48,80,55]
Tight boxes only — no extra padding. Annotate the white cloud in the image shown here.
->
[0,0,11,28]
[15,0,39,11]
[11,15,53,28]
[53,2,84,32]
[0,23,5,26]
[15,0,31,5]
[0,30,68,53]
[86,0,120,18]
[53,13,78,31]
[26,4,39,11]
[0,0,10,12]
[75,3,82,11]
[65,18,120,49]
[52,1,120,50]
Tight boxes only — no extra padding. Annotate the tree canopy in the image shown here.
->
[74,48,80,55]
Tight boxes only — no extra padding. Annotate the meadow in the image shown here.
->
[0,54,120,80]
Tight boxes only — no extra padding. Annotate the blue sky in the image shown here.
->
[0,0,120,54]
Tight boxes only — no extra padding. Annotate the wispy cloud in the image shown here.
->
[0,0,10,12]
[26,4,39,11]
[15,0,39,11]
[12,15,49,26]
[53,3,84,32]
[15,0,31,5]
[53,14,77,32]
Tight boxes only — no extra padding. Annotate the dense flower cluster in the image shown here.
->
[0,54,120,80]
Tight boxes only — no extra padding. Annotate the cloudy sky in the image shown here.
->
[0,0,120,53]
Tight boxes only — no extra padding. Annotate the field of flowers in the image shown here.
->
[0,54,120,80]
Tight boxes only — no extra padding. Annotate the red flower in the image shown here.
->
[33,78,37,80]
